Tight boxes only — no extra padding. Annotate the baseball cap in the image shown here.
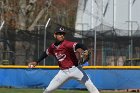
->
[54,26,66,34]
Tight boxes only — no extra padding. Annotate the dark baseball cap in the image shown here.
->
[54,26,66,34]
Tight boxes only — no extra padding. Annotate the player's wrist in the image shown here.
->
[33,59,40,64]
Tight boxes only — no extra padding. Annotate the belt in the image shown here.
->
[62,65,78,70]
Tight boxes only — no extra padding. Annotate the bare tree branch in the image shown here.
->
[28,0,52,31]
[25,0,37,14]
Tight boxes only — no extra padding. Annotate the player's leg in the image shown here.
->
[43,70,69,93]
[83,76,99,93]
[72,66,99,93]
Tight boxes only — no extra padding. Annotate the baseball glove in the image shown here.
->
[80,50,90,64]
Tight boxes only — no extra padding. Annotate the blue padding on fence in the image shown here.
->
[0,68,140,89]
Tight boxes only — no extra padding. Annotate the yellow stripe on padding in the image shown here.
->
[0,65,59,69]
[0,65,140,69]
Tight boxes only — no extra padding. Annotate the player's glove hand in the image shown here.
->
[28,61,37,68]
[80,50,90,64]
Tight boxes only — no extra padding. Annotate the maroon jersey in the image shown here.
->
[46,40,79,69]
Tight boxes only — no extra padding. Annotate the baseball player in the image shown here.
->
[28,26,99,93]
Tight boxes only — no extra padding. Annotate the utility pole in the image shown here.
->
[43,18,51,66]
[0,1,4,31]
[126,21,139,65]
[35,25,45,60]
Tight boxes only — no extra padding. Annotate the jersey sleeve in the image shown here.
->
[66,41,77,52]
[75,43,87,51]
[46,44,54,55]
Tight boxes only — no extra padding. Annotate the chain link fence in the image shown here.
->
[0,21,140,66]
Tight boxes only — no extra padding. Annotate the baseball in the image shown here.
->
[29,64,34,68]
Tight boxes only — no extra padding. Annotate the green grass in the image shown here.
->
[0,88,139,93]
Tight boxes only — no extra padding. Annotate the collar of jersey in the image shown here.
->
[54,40,64,48]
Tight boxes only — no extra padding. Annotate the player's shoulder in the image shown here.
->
[48,43,55,49]
[63,40,77,47]
[64,40,76,44]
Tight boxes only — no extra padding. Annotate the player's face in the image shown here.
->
[54,32,65,41]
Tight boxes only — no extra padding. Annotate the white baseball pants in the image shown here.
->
[43,66,99,93]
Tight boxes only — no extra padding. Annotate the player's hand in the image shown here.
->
[28,62,37,68]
